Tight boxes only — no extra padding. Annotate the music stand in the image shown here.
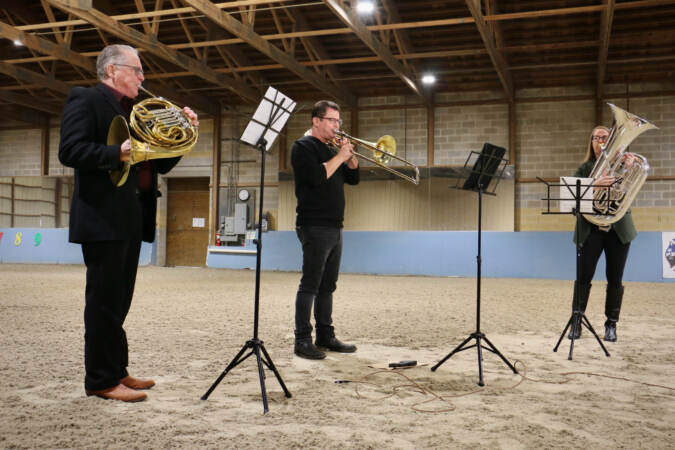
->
[540,177,611,360]
[431,143,518,386]
[201,87,294,413]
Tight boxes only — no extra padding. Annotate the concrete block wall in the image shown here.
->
[0,85,672,241]
[434,102,509,166]
[0,128,42,177]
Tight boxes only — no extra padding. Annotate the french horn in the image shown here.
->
[108,86,198,187]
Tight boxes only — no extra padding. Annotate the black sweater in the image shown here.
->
[291,135,360,227]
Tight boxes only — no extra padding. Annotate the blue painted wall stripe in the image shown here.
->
[1,228,672,282]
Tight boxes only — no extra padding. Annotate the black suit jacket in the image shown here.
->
[59,83,180,244]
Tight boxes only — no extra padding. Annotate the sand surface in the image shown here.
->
[1,264,673,449]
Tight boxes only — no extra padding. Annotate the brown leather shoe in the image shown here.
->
[121,375,155,390]
[85,384,147,402]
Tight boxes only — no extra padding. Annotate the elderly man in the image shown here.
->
[59,44,199,402]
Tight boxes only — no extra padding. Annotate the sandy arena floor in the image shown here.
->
[0,264,673,449]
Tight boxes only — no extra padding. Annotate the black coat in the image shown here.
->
[59,82,180,243]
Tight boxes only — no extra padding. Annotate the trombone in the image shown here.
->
[332,130,420,185]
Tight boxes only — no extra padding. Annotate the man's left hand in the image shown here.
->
[183,106,199,128]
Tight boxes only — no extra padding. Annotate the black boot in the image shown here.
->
[603,285,624,342]
[604,320,617,342]
[315,335,357,353]
[568,281,592,339]
[294,340,326,360]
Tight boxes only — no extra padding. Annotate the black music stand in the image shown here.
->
[540,177,611,360]
[431,143,518,386]
[201,87,294,413]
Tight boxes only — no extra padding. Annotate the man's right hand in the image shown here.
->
[337,139,354,163]
[120,139,131,162]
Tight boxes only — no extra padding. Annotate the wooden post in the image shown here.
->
[211,110,222,245]
[350,107,359,137]
[278,131,288,172]
[41,125,50,176]
[55,178,62,228]
[508,101,516,166]
[427,104,434,167]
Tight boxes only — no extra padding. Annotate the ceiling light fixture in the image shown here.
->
[422,74,436,85]
[356,1,375,14]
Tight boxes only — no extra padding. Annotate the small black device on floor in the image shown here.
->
[388,360,417,368]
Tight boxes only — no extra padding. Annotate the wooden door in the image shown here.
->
[166,177,210,267]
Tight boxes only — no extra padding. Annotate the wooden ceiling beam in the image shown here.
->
[0,19,218,115]
[0,60,71,95]
[181,0,356,105]
[0,105,50,126]
[323,0,428,103]
[464,0,513,101]
[17,0,671,35]
[283,7,354,97]
[17,0,296,32]
[0,89,61,115]
[44,0,260,104]
[597,0,615,99]
[0,20,95,72]
[380,0,419,75]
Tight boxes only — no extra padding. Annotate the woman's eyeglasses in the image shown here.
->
[591,135,608,142]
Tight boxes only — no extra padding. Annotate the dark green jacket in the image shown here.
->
[572,160,637,245]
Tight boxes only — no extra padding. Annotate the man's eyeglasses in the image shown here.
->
[319,117,343,127]
[591,135,608,142]
[115,64,144,76]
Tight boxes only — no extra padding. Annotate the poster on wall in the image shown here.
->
[663,232,675,279]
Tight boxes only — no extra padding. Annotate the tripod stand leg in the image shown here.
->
[475,334,485,387]
[201,342,252,400]
[481,335,518,374]
[251,342,270,413]
[259,343,292,398]
[554,315,575,352]
[580,315,611,357]
[431,334,474,371]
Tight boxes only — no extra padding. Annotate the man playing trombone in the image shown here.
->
[291,100,359,360]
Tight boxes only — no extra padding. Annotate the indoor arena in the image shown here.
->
[1,1,674,449]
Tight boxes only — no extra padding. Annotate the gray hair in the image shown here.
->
[96,44,138,81]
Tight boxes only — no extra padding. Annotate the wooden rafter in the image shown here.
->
[0,105,50,126]
[181,0,356,105]
[283,6,352,93]
[323,0,428,102]
[597,0,616,98]
[0,19,218,115]
[0,90,61,115]
[44,0,260,103]
[380,0,418,74]
[0,59,71,95]
[464,0,513,101]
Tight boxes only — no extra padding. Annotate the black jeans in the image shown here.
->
[294,226,342,341]
[81,239,141,391]
[579,226,630,289]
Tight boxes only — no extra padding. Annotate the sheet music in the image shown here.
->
[241,86,296,151]
[560,177,594,213]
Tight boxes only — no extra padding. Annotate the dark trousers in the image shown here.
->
[579,227,630,320]
[81,239,141,391]
[294,226,342,341]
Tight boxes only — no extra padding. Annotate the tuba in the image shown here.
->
[586,103,656,226]
[108,86,198,187]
